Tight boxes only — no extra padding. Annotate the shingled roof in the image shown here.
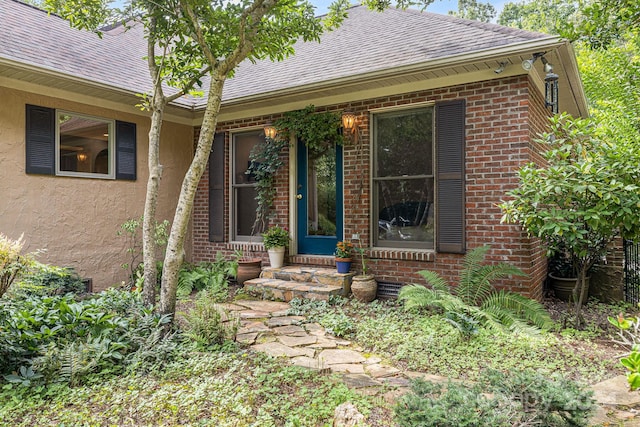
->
[223,6,551,102]
[0,0,558,110]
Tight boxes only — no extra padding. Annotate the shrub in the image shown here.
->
[0,233,35,298]
[182,290,238,350]
[0,288,178,385]
[13,263,85,297]
[395,370,596,427]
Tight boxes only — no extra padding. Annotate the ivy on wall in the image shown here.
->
[247,105,347,234]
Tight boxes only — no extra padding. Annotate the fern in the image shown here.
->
[399,245,552,335]
[482,291,553,331]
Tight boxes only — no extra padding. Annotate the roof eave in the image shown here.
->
[205,36,567,110]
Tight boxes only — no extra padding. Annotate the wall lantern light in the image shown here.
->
[263,121,277,139]
[341,111,357,132]
[77,152,88,162]
[545,72,559,114]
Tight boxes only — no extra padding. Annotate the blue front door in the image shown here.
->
[296,140,343,255]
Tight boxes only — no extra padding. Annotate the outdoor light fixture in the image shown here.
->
[541,56,554,73]
[341,111,357,132]
[545,72,559,114]
[263,121,277,139]
[77,152,88,162]
[521,52,545,71]
[494,61,507,74]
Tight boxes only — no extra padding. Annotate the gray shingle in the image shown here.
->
[0,0,551,109]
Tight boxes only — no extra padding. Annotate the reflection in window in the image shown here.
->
[58,113,111,176]
[307,145,337,236]
[373,107,434,249]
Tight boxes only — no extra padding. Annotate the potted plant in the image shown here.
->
[234,249,262,286]
[351,238,377,302]
[262,225,290,268]
[335,240,353,274]
[547,246,590,302]
[500,114,640,325]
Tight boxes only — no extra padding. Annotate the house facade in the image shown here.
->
[1,0,588,296]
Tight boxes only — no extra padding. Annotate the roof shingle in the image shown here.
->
[0,0,553,109]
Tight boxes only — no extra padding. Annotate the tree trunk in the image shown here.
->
[142,21,164,308]
[142,102,164,306]
[158,74,226,316]
[573,265,589,327]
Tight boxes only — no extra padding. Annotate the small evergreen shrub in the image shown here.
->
[395,370,596,427]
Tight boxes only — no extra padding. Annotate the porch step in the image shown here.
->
[243,266,355,302]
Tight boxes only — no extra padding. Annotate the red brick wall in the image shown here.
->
[192,75,551,298]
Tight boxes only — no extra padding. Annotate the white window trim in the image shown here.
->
[55,110,115,180]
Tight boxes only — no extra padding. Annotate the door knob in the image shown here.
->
[296,194,303,200]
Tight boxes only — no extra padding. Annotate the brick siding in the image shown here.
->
[191,75,551,299]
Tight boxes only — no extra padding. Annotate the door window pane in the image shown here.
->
[307,145,337,236]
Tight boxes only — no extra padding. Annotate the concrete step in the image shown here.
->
[244,277,344,302]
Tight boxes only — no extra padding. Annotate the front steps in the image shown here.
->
[243,266,355,301]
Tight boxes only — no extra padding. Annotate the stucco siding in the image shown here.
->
[0,87,193,291]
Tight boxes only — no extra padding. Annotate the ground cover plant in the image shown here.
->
[286,295,620,384]
[0,350,376,426]
[395,370,596,427]
[0,264,380,426]
[1,257,629,426]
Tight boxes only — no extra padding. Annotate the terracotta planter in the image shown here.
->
[549,274,590,302]
[237,259,262,286]
[351,275,377,302]
[267,247,286,268]
[335,258,352,274]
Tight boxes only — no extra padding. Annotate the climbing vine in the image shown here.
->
[247,105,347,235]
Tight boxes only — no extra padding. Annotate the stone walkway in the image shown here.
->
[225,299,640,426]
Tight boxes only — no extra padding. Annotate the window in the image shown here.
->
[57,112,114,178]
[373,107,435,249]
[25,104,136,180]
[231,130,265,241]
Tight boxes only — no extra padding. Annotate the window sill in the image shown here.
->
[370,248,434,262]
[226,241,265,253]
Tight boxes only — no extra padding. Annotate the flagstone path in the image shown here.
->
[226,299,640,426]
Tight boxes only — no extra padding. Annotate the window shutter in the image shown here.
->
[115,121,136,180]
[25,104,55,175]
[435,99,466,254]
[209,132,225,242]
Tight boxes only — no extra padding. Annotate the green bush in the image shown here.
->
[395,370,595,427]
[177,253,237,299]
[13,263,85,297]
[0,288,177,385]
[182,290,238,350]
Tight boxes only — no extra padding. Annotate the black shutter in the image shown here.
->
[25,104,55,175]
[115,120,136,180]
[209,132,225,242]
[435,99,466,254]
